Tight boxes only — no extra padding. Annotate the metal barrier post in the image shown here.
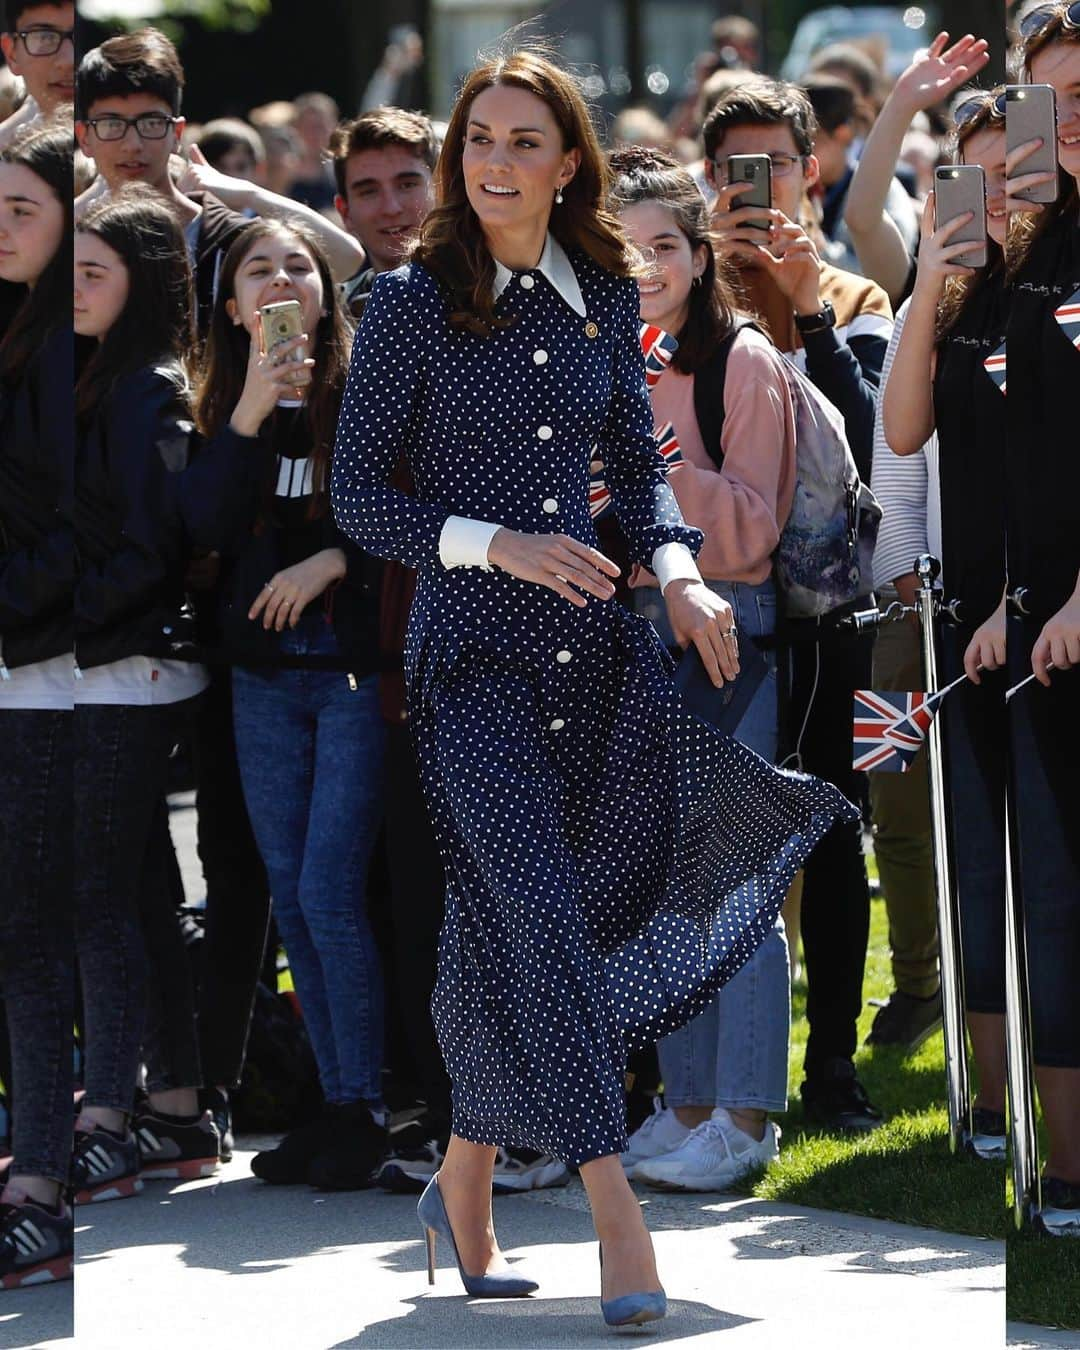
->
[914,553,972,1154]
[1005,592,1041,1228]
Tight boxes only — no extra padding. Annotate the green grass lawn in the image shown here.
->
[723,858,1079,1332]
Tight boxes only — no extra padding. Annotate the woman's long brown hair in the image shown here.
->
[74,186,194,430]
[608,144,740,373]
[194,218,352,517]
[411,47,637,337]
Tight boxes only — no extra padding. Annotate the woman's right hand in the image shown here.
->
[487,529,620,607]
[963,598,1007,683]
[1005,138,1058,215]
[228,332,316,437]
[912,192,979,297]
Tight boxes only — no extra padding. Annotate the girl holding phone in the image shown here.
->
[609,145,798,1194]
[882,87,1010,1160]
[195,219,388,1192]
[1001,4,1080,1233]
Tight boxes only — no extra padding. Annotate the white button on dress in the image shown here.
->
[533,349,548,365]
[549,718,566,731]
[537,425,553,440]
[556,650,572,663]
[542,498,559,514]
[519,274,535,289]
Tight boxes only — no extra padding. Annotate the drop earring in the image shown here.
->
[554,186,564,205]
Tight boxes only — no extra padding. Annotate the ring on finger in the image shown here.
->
[263,581,275,592]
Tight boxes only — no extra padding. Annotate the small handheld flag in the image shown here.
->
[655,420,684,471]
[984,340,1006,394]
[640,324,679,388]
[1006,663,1057,701]
[1054,286,1080,353]
[590,421,684,522]
[852,676,965,773]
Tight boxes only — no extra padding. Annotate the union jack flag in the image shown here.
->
[983,340,1006,395]
[640,324,679,388]
[1053,286,1080,353]
[852,687,950,773]
[589,422,685,521]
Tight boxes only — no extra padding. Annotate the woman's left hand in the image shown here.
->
[664,579,740,687]
[1032,592,1080,686]
[249,549,347,631]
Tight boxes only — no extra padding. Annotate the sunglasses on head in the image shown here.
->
[1019,0,1080,42]
[953,90,1008,131]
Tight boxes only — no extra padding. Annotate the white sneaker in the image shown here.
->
[490,1147,570,1193]
[634,1107,780,1192]
[619,1100,691,1175]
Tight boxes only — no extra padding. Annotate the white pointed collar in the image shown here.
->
[492,232,586,317]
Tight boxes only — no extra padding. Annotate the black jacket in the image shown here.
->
[0,325,74,671]
[73,363,256,671]
[210,412,380,673]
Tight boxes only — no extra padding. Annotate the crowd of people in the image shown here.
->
[0,0,1077,1317]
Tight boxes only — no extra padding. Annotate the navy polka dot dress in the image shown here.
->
[331,249,856,1166]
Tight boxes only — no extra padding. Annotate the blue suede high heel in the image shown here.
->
[417,1174,538,1297]
[599,1243,668,1328]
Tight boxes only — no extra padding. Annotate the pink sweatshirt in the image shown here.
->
[632,326,797,588]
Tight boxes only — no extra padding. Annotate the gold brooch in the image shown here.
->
[585,321,599,339]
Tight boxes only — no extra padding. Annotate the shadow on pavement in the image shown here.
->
[334,1296,755,1347]
[0,1281,73,1349]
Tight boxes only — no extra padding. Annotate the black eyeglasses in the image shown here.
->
[712,152,805,184]
[953,90,1008,131]
[84,113,179,142]
[15,26,74,56]
[1019,0,1080,42]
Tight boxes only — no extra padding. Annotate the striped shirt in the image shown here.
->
[870,299,942,590]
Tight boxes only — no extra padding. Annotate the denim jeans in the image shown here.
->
[74,700,192,1113]
[189,670,271,1089]
[232,614,387,1105]
[0,710,73,1182]
[634,578,790,1112]
[1008,616,1080,1068]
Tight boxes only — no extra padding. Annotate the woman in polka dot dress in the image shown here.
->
[331,50,856,1325]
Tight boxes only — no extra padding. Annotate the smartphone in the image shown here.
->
[1006,84,1059,205]
[934,165,988,269]
[727,153,772,230]
[258,299,306,408]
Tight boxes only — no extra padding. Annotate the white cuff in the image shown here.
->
[652,541,701,594]
[438,516,502,570]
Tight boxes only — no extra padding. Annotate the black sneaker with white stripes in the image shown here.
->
[135,1106,220,1182]
[0,1185,73,1290]
[72,1115,142,1205]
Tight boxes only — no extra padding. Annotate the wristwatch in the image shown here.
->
[794,301,836,334]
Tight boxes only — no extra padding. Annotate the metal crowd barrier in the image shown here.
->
[846,564,1046,1219]
[1005,587,1041,1231]
[845,554,972,1155]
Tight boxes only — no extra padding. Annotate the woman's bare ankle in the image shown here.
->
[10,1174,62,1208]
[148,1087,199,1117]
[80,1104,127,1135]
